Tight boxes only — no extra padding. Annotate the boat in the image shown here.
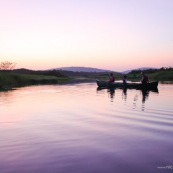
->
[96,80,158,90]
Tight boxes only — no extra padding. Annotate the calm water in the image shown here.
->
[0,83,173,173]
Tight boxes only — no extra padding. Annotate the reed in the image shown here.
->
[0,72,69,90]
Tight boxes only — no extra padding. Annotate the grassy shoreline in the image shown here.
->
[0,72,98,91]
[0,72,68,90]
[1,69,173,91]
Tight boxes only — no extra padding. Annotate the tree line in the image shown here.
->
[129,67,173,75]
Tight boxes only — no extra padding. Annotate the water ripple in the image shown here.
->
[0,83,173,173]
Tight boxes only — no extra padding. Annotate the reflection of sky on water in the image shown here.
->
[0,83,173,173]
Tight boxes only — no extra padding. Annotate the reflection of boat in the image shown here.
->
[97,86,159,106]
[107,88,115,99]
[96,80,158,90]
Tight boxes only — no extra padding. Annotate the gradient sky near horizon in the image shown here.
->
[0,0,173,71]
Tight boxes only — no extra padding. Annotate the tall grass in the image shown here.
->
[0,72,69,90]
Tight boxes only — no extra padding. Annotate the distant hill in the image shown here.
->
[122,67,158,74]
[54,66,113,72]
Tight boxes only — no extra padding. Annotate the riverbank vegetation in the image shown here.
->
[127,67,173,81]
[0,69,119,90]
[0,66,173,91]
[0,69,68,90]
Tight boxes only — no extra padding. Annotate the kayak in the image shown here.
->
[96,80,158,90]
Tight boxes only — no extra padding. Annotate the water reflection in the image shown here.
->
[141,89,159,111]
[142,89,158,103]
[97,87,159,110]
[0,90,15,106]
[122,88,127,101]
[107,88,115,102]
[0,84,172,173]
[141,89,149,103]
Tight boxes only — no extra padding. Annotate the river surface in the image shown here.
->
[0,82,173,173]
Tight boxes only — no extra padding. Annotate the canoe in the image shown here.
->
[96,80,158,90]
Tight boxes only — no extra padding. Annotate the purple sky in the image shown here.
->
[0,0,173,71]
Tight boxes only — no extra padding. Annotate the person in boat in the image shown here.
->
[108,73,115,83]
[123,75,127,85]
[141,72,149,84]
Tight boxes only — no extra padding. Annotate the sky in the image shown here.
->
[0,0,173,72]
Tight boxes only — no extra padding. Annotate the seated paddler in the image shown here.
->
[141,72,149,84]
[108,73,115,83]
[123,75,127,84]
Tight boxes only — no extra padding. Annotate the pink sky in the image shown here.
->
[0,0,173,72]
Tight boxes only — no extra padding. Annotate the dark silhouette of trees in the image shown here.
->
[129,67,173,75]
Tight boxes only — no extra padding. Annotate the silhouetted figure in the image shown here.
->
[108,73,115,83]
[141,72,149,84]
[123,75,127,86]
